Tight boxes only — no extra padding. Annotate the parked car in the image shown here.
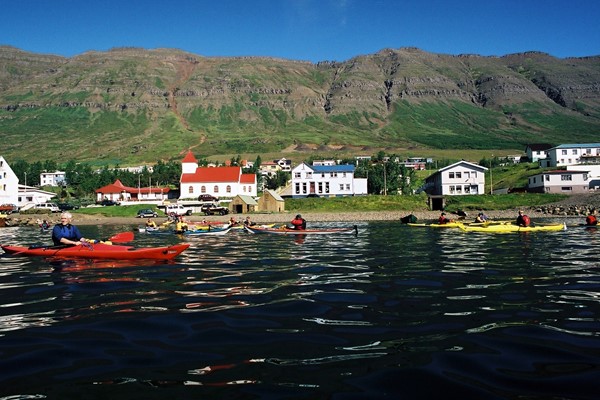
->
[198,194,219,202]
[57,202,79,211]
[136,208,159,218]
[164,204,193,216]
[0,204,18,214]
[33,203,61,213]
[98,199,119,206]
[200,203,229,216]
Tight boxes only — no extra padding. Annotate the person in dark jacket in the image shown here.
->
[52,212,85,246]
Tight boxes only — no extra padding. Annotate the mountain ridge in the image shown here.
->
[1,45,599,164]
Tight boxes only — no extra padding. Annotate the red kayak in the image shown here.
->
[1,242,190,260]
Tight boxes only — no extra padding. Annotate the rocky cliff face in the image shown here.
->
[0,45,599,162]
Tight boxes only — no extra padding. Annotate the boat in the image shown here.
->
[1,242,190,260]
[458,223,566,233]
[183,226,232,236]
[245,225,358,235]
[407,222,466,229]
[141,224,232,235]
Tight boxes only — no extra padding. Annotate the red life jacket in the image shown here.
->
[586,215,597,225]
[521,215,531,227]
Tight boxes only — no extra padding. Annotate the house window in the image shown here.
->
[243,186,246,192]
[449,186,455,194]
[456,186,462,194]
[342,172,346,177]
[449,172,455,179]
[545,175,550,181]
[294,172,301,178]
[325,182,330,193]
[295,183,300,194]
[346,184,350,190]
[339,184,344,191]
[188,186,194,194]
[214,185,219,193]
[572,149,578,155]
[561,187,572,191]
[561,175,572,181]
[201,186,206,193]
[455,172,462,179]
[464,185,470,194]
[306,172,312,179]
[226,185,231,193]
[318,182,323,193]
[562,150,567,155]
[321,173,325,178]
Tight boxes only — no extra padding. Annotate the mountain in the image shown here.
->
[1,45,599,164]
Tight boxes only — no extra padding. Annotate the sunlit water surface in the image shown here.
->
[0,221,599,399]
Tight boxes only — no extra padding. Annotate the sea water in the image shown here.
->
[0,221,598,399]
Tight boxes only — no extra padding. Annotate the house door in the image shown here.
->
[309,182,315,194]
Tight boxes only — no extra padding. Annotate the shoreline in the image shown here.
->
[3,207,586,227]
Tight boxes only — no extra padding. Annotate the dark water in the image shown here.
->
[0,221,599,399]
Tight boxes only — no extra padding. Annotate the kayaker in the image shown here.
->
[291,214,307,230]
[585,214,598,226]
[175,216,189,233]
[475,212,488,223]
[243,216,256,227]
[52,212,86,246]
[516,210,531,227]
[438,212,451,225]
[146,218,157,228]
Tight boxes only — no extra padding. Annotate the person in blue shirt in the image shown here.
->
[52,212,86,246]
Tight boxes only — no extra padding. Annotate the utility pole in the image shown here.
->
[489,155,493,195]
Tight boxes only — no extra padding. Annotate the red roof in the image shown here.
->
[181,166,242,183]
[182,150,197,163]
[240,174,256,184]
[95,179,170,194]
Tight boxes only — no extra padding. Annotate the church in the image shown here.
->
[179,151,257,199]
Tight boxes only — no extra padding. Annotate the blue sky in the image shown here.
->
[2,0,599,62]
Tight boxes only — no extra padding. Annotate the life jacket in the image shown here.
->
[586,215,597,225]
[521,215,531,227]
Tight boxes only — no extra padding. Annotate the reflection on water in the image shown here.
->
[0,221,599,399]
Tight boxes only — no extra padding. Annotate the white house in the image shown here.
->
[0,156,19,206]
[180,151,257,198]
[424,161,488,196]
[40,171,66,187]
[527,170,591,194]
[525,143,553,163]
[18,185,56,209]
[291,162,367,198]
[543,143,600,167]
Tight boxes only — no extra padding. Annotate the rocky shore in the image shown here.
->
[2,193,598,227]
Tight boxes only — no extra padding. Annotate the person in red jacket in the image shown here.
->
[585,214,598,226]
[290,214,307,230]
[438,212,450,225]
[516,210,531,227]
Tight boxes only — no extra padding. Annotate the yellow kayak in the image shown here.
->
[459,223,566,233]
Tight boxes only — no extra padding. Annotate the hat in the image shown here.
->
[296,214,302,218]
